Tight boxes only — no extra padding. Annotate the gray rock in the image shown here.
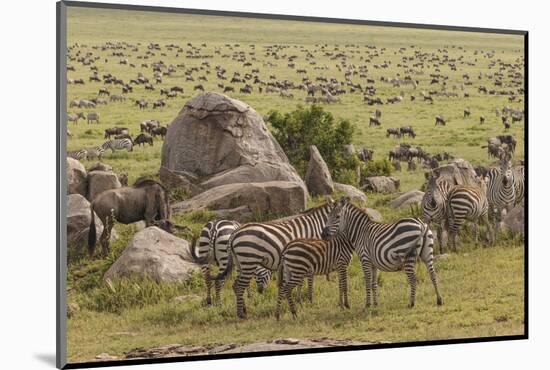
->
[159,166,203,196]
[362,176,400,193]
[67,158,87,197]
[432,158,478,187]
[104,227,200,283]
[172,181,307,218]
[67,194,103,252]
[364,208,383,222]
[334,183,367,205]
[305,145,334,196]
[88,162,113,172]
[501,205,524,234]
[87,170,121,201]
[161,92,306,192]
[390,190,425,209]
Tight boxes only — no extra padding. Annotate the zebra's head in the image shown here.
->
[321,196,350,240]
[500,159,513,187]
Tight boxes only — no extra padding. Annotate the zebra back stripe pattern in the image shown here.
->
[102,138,133,152]
[486,161,516,216]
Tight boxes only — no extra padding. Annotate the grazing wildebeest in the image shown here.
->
[386,128,401,138]
[224,86,235,93]
[480,116,485,125]
[503,119,510,131]
[67,112,85,124]
[464,107,471,118]
[140,119,160,133]
[194,84,205,91]
[369,116,381,126]
[435,115,446,126]
[153,99,166,109]
[151,126,167,139]
[399,126,416,138]
[98,87,110,96]
[134,133,154,147]
[87,112,100,124]
[104,127,128,139]
[136,99,148,110]
[87,178,175,257]
[375,109,382,119]
[357,147,373,162]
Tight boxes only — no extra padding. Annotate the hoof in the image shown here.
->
[409,302,415,308]
[345,303,350,309]
[205,297,212,306]
[437,297,443,306]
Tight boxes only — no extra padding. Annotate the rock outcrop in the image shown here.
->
[305,145,334,196]
[362,176,400,193]
[87,170,121,201]
[67,158,87,197]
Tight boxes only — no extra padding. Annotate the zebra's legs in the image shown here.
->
[404,256,417,308]
[232,271,254,319]
[307,274,314,302]
[295,283,302,304]
[275,280,286,321]
[201,266,213,305]
[420,242,443,306]
[285,284,298,319]
[214,278,224,306]
[337,265,350,309]
[371,267,379,307]
[361,258,373,308]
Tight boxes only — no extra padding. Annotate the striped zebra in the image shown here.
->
[85,146,105,161]
[446,176,493,251]
[189,220,272,306]
[67,149,87,161]
[321,197,442,310]
[486,160,516,236]
[275,235,354,320]
[216,200,335,319]
[102,138,133,153]
[421,173,453,253]
[513,165,525,206]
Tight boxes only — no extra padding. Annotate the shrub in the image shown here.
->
[268,105,357,183]
[360,159,393,178]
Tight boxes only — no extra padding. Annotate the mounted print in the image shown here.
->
[56,1,527,368]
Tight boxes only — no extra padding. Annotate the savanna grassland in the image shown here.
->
[65,7,525,363]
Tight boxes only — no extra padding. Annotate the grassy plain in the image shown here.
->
[65,7,525,363]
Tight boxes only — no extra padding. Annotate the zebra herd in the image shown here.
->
[189,198,445,319]
[421,158,524,253]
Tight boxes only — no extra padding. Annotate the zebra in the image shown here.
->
[513,165,525,206]
[421,173,453,253]
[275,235,354,320]
[486,159,516,237]
[102,138,133,153]
[189,220,272,306]
[67,149,87,161]
[446,177,493,251]
[216,200,335,319]
[321,197,443,310]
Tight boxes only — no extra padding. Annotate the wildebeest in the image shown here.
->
[104,127,128,139]
[151,126,167,139]
[87,112,100,124]
[223,86,235,93]
[435,115,446,126]
[480,116,485,125]
[386,128,401,138]
[369,116,381,126]
[153,99,166,109]
[399,126,416,138]
[464,107,471,118]
[67,112,85,124]
[134,133,154,146]
[357,147,374,161]
[98,87,110,96]
[140,119,160,133]
[87,178,175,257]
[194,84,205,91]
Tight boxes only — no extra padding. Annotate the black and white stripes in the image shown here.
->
[421,174,453,253]
[102,138,133,152]
[322,197,442,310]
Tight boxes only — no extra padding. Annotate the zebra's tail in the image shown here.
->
[188,236,210,265]
[87,204,97,257]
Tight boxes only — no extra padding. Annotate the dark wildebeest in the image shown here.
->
[369,116,381,126]
[194,84,205,91]
[480,116,485,125]
[114,133,132,141]
[464,107,471,118]
[151,126,167,139]
[400,126,416,138]
[503,119,510,131]
[87,178,177,257]
[386,128,401,138]
[224,86,235,93]
[357,148,373,161]
[134,133,154,146]
[104,127,128,139]
[435,115,446,126]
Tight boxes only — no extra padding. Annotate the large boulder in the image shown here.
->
[67,194,103,253]
[362,176,400,193]
[364,208,383,222]
[104,227,200,283]
[160,92,306,192]
[432,158,478,187]
[67,158,87,197]
[88,162,113,173]
[334,183,366,205]
[159,166,203,196]
[390,190,425,209]
[87,170,121,201]
[172,181,307,219]
[305,145,334,196]
[501,205,524,234]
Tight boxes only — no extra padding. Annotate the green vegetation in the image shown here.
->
[269,105,358,183]
[65,7,525,363]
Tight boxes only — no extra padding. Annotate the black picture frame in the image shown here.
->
[56,1,528,368]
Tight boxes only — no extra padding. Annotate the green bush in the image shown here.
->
[268,105,357,184]
[360,158,393,178]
